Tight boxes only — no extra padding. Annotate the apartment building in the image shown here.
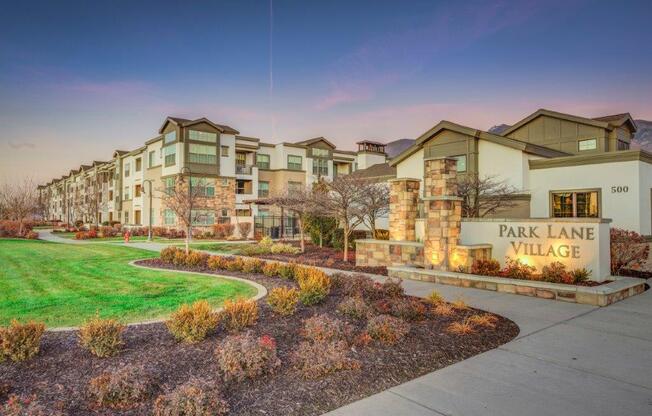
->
[38,116,388,236]
[391,109,652,235]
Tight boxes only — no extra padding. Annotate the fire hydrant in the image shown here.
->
[124,230,130,243]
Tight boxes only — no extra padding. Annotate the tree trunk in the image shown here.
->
[319,233,323,248]
[298,217,305,253]
[185,225,191,254]
[370,218,376,239]
[343,223,349,262]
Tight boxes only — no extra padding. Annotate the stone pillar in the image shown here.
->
[388,178,420,241]
[423,158,462,270]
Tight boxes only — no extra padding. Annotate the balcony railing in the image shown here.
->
[236,165,253,175]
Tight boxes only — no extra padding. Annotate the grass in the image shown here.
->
[0,239,257,328]
[184,242,252,254]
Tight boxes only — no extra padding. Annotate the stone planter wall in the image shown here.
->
[356,239,424,267]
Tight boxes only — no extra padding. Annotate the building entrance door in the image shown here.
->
[135,210,141,225]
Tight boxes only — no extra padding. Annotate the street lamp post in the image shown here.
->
[143,179,153,242]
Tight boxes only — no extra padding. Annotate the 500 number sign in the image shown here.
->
[611,186,629,193]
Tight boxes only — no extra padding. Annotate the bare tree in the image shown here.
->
[266,186,318,253]
[456,175,522,218]
[314,175,370,261]
[0,178,39,235]
[160,174,210,254]
[359,183,389,237]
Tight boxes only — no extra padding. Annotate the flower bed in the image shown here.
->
[0,249,518,415]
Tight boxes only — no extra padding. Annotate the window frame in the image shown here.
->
[188,130,217,143]
[220,145,229,157]
[164,145,176,166]
[287,155,303,171]
[188,143,217,165]
[258,181,270,197]
[549,188,601,218]
[451,154,467,173]
[256,153,270,169]
[578,138,598,152]
[312,158,329,176]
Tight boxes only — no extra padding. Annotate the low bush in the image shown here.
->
[207,255,231,270]
[291,340,360,379]
[185,251,209,267]
[569,268,591,284]
[270,242,301,254]
[383,298,426,321]
[99,226,118,238]
[262,262,281,277]
[215,333,280,382]
[0,320,45,362]
[78,316,124,358]
[540,261,568,284]
[1,394,57,416]
[302,314,350,343]
[337,296,372,320]
[153,378,229,416]
[266,287,300,316]
[337,274,376,298]
[237,222,252,239]
[166,300,219,343]
[471,258,501,276]
[213,223,235,239]
[501,257,536,279]
[432,302,454,316]
[297,272,331,306]
[379,278,404,298]
[221,298,259,332]
[611,228,649,275]
[88,366,153,409]
[173,250,188,266]
[224,257,245,272]
[160,246,180,263]
[366,315,409,344]
[0,220,33,238]
[277,263,297,280]
[241,258,265,274]
[25,231,39,240]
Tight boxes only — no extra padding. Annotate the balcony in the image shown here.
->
[236,164,253,175]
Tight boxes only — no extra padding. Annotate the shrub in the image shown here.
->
[380,278,404,298]
[447,320,475,335]
[258,235,273,247]
[302,314,350,343]
[433,302,454,316]
[426,290,444,305]
[153,378,229,416]
[366,315,409,344]
[0,320,45,362]
[160,246,181,263]
[25,231,39,240]
[501,257,536,279]
[185,251,209,267]
[374,229,390,240]
[87,229,98,239]
[173,250,188,266]
[0,220,33,238]
[1,394,56,416]
[237,222,252,239]
[207,255,231,270]
[337,296,371,320]
[239,244,268,256]
[215,333,280,382]
[468,314,498,329]
[78,316,124,358]
[295,266,326,283]
[610,228,649,275]
[270,242,301,254]
[540,261,569,284]
[385,298,426,321]
[277,263,297,280]
[221,298,259,332]
[267,287,299,316]
[213,223,235,239]
[337,274,376,298]
[224,257,245,272]
[241,258,264,274]
[291,340,360,379]
[570,268,592,284]
[99,226,117,238]
[262,262,281,277]
[471,258,501,276]
[451,298,468,310]
[88,366,153,409]
[297,272,331,306]
[166,300,219,343]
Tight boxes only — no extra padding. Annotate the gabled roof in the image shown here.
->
[294,137,336,149]
[114,150,129,157]
[158,116,240,135]
[390,120,570,166]
[592,113,638,132]
[352,163,396,180]
[356,140,386,146]
[501,108,611,136]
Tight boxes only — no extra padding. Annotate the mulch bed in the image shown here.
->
[1,260,519,415]
[250,242,388,276]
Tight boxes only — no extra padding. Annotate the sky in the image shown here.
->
[1,0,651,183]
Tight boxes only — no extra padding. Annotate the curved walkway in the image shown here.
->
[38,231,652,415]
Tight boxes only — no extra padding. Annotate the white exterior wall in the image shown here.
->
[395,148,425,195]
[478,140,527,190]
[219,134,236,177]
[530,160,649,234]
[357,152,387,170]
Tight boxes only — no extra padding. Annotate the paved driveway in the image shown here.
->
[38,232,652,415]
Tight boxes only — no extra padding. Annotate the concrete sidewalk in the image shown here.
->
[39,231,652,415]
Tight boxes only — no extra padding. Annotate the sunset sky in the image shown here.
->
[1,0,651,183]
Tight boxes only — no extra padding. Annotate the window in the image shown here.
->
[221,177,229,187]
[135,158,142,172]
[221,209,229,217]
[124,162,131,178]
[578,139,597,151]
[236,152,246,166]
[191,209,215,226]
[258,181,269,197]
[312,148,329,158]
[108,190,113,200]
[164,145,176,166]
[164,209,176,225]
[451,155,467,172]
[287,155,302,170]
[190,177,215,197]
[258,209,270,217]
[617,140,630,151]
[164,177,175,194]
[288,181,302,194]
[124,186,130,200]
[236,179,251,194]
[551,190,599,218]
[256,154,270,169]
[220,145,229,157]
[312,159,329,176]
[189,130,217,143]
[148,151,157,167]
[135,184,142,198]
[124,211,129,223]
[236,209,251,217]
[164,131,176,144]
[188,144,217,164]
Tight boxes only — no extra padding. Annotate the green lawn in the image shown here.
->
[0,239,257,328]
[185,242,253,254]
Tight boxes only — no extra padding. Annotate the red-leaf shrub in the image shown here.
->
[501,257,536,279]
[610,228,649,275]
[376,298,426,321]
[88,366,154,409]
[366,315,409,345]
[291,340,360,379]
[471,259,501,276]
[337,296,372,320]
[1,394,59,416]
[215,332,280,382]
[153,378,229,416]
[302,314,350,343]
[540,261,569,284]
[0,220,33,238]
[212,223,235,239]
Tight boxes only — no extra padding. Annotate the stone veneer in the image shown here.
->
[450,244,493,271]
[423,158,462,270]
[388,178,420,241]
[356,239,424,267]
[161,176,236,226]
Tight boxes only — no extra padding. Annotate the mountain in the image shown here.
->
[488,124,511,135]
[385,138,415,158]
